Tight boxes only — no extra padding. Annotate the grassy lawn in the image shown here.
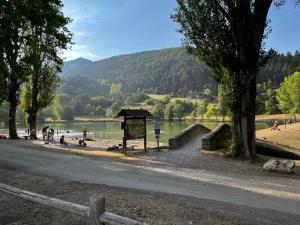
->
[171,97,203,104]
[147,93,203,104]
[147,94,166,100]
[256,122,300,156]
[123,104,153,111]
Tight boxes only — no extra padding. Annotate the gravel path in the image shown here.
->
[1,167,300,225]
[0,139,300,225]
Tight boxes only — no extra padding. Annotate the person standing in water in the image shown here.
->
[83,128,88,140]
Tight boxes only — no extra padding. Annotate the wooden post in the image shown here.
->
[0,182,148,225]
[123,117,127,154]
[143,116,147,152]
[89,196,105,225]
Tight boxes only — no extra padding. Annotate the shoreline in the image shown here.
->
[1,118,294,126]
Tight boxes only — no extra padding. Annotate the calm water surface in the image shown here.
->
[0,121,270,144]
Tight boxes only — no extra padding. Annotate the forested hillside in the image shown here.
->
[2,48,299,123]
[59,48,215,96]
[60,48,300,97]
[258,51,300,86]
[60,57,93,77]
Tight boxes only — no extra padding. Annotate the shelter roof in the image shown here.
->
[117,109,152,117]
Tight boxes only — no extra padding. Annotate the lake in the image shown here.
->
[0,121,270,144]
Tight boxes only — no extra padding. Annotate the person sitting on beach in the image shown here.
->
[30,128,37,140]
[271,120,281,131]
[60,135,67,145]
[79,139,87,147]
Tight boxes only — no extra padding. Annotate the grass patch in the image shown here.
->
[147,94,166,100]
[147,94,203,104]
[256,122,300,157]
[123,104,154,111]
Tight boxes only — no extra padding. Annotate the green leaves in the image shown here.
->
[21,0,72,127]
[276,72,300,115]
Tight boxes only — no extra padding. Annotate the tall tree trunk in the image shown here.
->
[232,79,256,159]
[28,112,37,131]
[8,71,19,139]
[8,95,19,139]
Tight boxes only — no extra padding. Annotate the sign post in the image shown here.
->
[155,124,160,151]
[117,109,152,154]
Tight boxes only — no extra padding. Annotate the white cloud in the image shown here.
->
[75,31,87,37]
[63,4,102,24]
[71,14,92,24]
[60,44,99,61]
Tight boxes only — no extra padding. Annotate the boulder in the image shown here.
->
[263,159,295,174]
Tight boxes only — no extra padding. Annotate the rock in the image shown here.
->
[263,159,295,173]
[263,159,278,171]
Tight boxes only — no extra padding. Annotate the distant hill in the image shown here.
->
[59,48,300,97]
[59,48,215,96]
[60,57,93,77]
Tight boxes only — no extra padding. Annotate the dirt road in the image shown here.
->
[0,139,300,224]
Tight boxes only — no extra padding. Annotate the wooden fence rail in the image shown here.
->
[0,182,147,225]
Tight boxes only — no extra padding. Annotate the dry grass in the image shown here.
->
[29,138,159,161]
[256,122,300,156]
[255,114,298,122]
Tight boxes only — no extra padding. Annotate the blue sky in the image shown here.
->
[61,0,300,61]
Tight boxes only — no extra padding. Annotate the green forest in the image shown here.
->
[59,48,300,96]
[1,48,300,123]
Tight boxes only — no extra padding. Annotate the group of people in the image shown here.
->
[25,126,90,147]
[271,118,293,131]
[51,127,89,147]
[42,126,56,141]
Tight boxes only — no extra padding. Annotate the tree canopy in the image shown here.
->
[23,0,72,130]
[276,72,300,116]
[172,0,297,159]
[0,0,71,138]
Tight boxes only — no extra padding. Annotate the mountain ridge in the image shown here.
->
[60,47,300,97]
